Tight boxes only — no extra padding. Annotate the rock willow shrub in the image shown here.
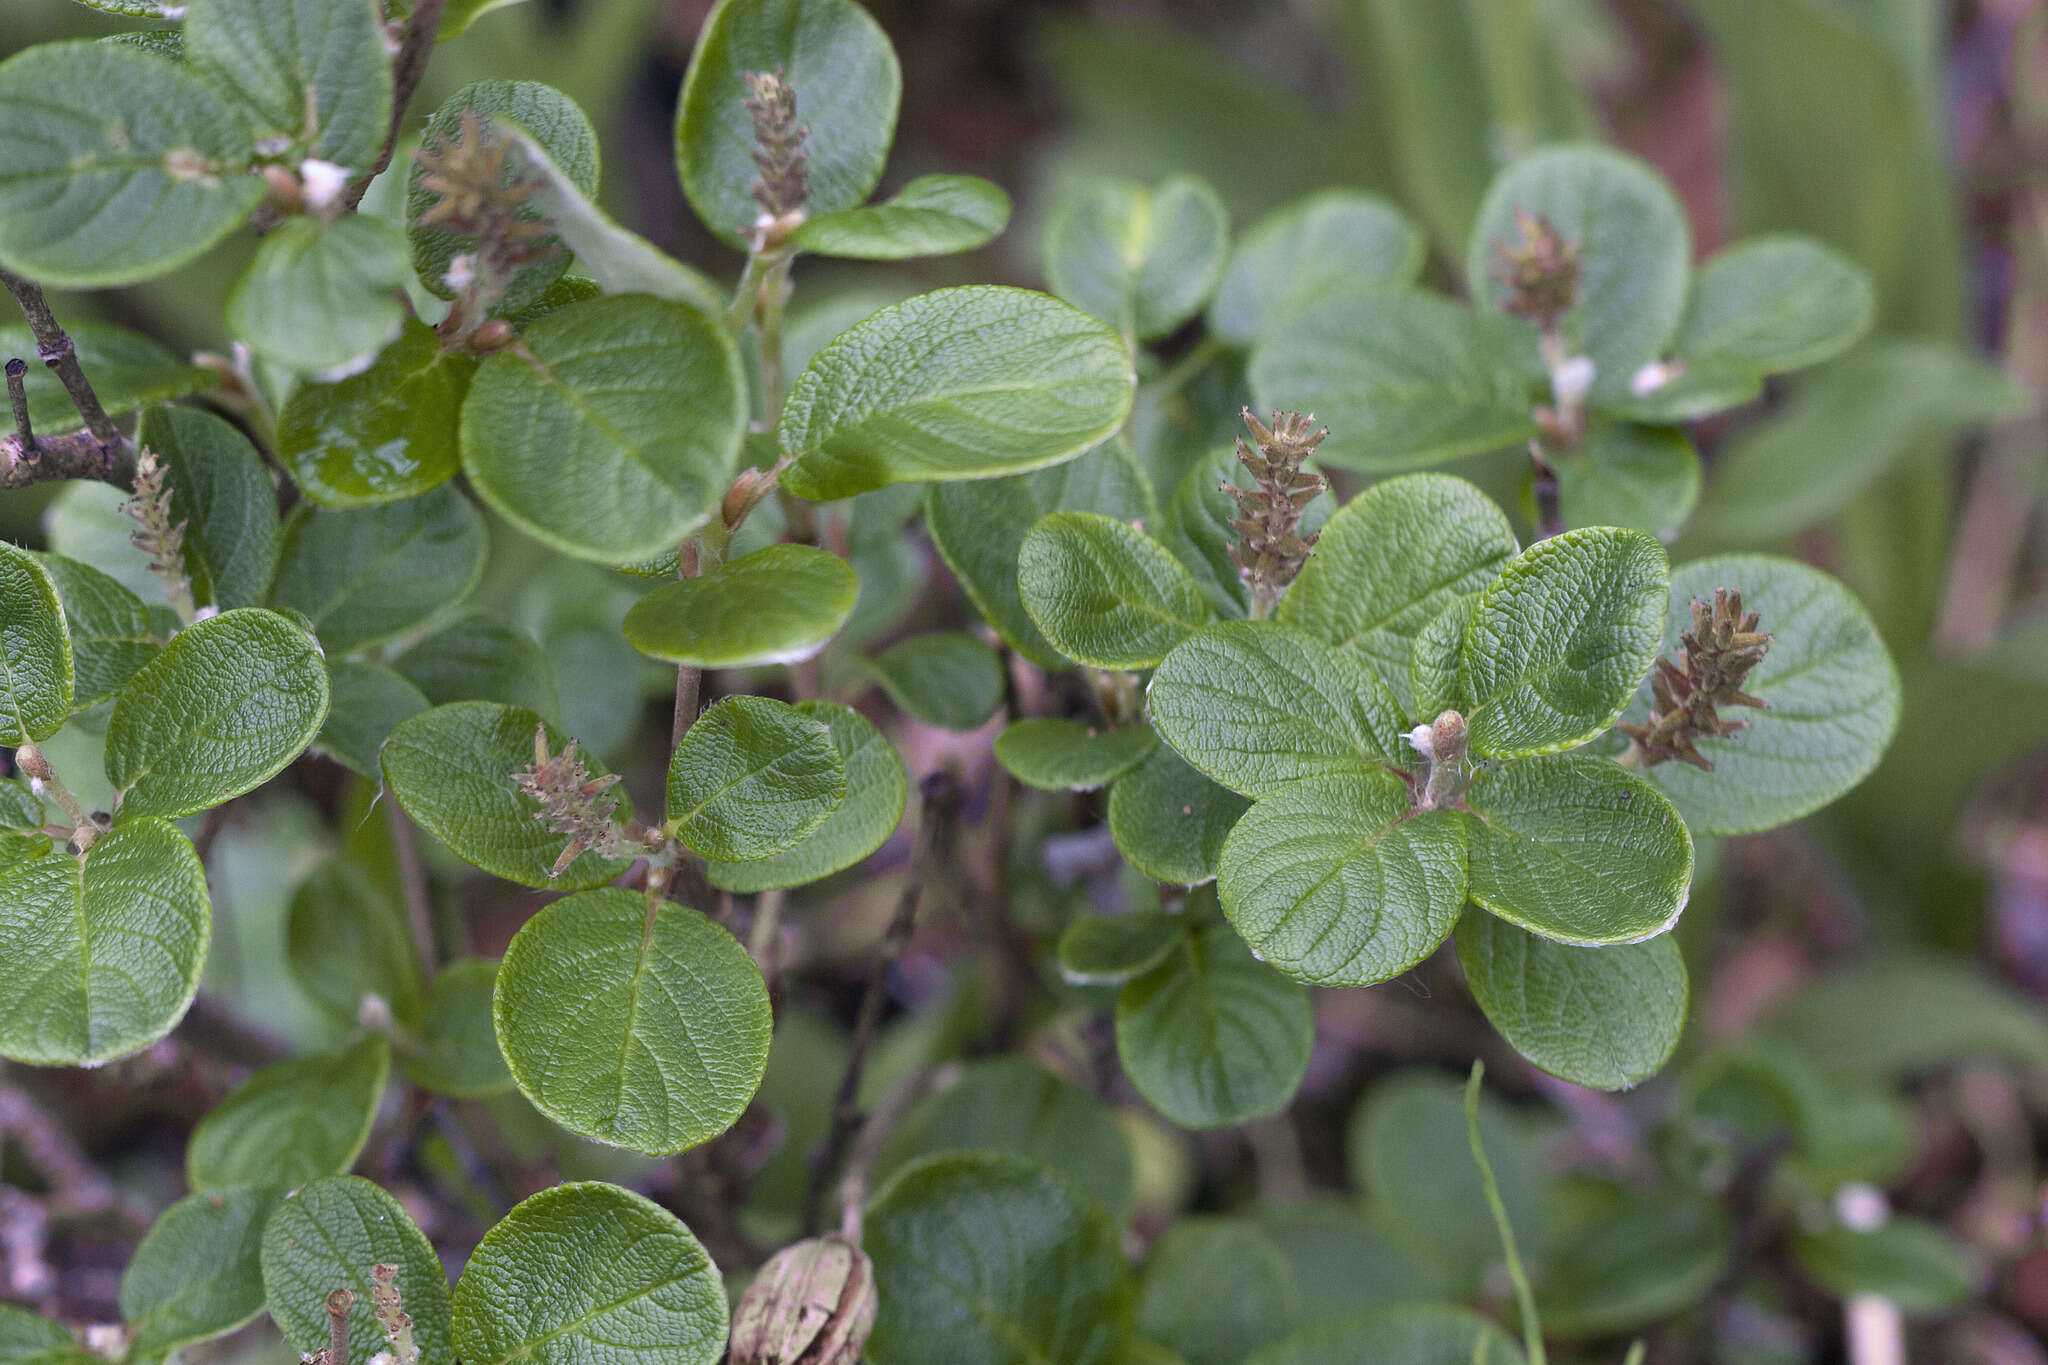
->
[0,0,1904,1361]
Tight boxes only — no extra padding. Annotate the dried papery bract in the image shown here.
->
[510,722,656,876]
[1226,407,1328,617]
[1619,587,1772,771]
[729,1235,877,1365]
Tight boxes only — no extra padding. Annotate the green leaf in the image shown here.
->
[705,700,905,892]
[1019,513,1212,670]
[1107,744,1248,886]
[69,1,180,16]
[1410,595,1475,723]
[1253,1201,1442,1322]
[187,1035,390,1191]
[501,122,723,315]
[1454,910,1688,1090]
[1760,953,2048,1078]
[1553,421,1700,538]
[1218,774,1467,988]
[314,660,430,777]
[120,1187,277,1358]
[1278,474,1517,714]
[100,29,186,60]
[1116,915,1312,1128]
[393,612,558,719]
[925,436,1156,669]
[1610,235,1875,422]
[1627,554,1901,836]
[779,286,1134,500]
[1702,339,2028,539]
[494,889,768,1153]
[864,632,1005,732]
[866,1151,1131,1365]
[269,486,486,654]
[1209,191,1424,347]
[1137,1218,1297,1365]
[1045,175,1229,341]
[1536,1194,1729,1337]
[1057,912,1187,988]
[141,405,279,611]
[666,696,842,861]
[260,1176,453,1365]
[411,81,598,315]
[1467,143,1691,403]
[1148,622,1404,796]
[452,1182,728,1365]
[404,957,515,1097]
[226,216,409,374]
[0,323,211,432]
[1246,285,1538,471]
[0,818,207,1066]
[0,42,264,288]
[623,545,858,668]
[0,542,71,745]
[996,718,1156,792]
[1462,527,1667,758]
[1155,447,1254,621]
[1793,1218,1978,1315]
[675,0,900,246]
[1243,1305,1524,1365]
[793,174,1011,259]
[186,0,390,167]
[881,1058,1136,1224]
[1461,754,1693,945]
[1349,1070,1549,1291]
[105,607,329,819]
[35,554,164,712]
[382,702,635,889]
[0,780,49,870]
[278,319,477,507]
[286,858,424,1027]
[0,1306,92,1365]
[462,294,745,562]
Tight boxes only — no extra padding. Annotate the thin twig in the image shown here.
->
[0,268,120,445]
[325,1288,354,1365]
[6,358,31,451]
[803,772,961,1234]
[836,1061,962,1243]
[1528,441,1564,541]
[385,793,438,978]
[342,0,449,212]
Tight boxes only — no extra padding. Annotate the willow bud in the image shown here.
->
[729,1236,877,1365]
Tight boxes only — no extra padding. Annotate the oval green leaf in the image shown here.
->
[793,174,1011,260]
[1218,773,1467,988]
[705,700,906,892]
[314,660,430,777]
[269,487,488,654]
[1057,911,1188,988]
[186,1034,390,1191]
[1793,1218,1979,1316]
[675,0,901,247]
[0,543,71,745]
[864,632,1006,732]
[261,1176,453,1365]
[1244,1305,1523,1365]
[381,702,634,889]
[779,286,1134,500]
[1628,554,1901,836]
[1210,190,1424,347]
[0,818,208,1066]
[452,1182,729,1365]
[665,696,843,861]
[35,554,164,712]
[462,294,746,563]
[1553,421,1699,538]
[286,858,425,1028]
[186,0,391,167]
[1460,754,1693,945]
[225,215,409,375]
[393,612,559,719]
[0,42,265,288]
[1277,473,1517,714]
[865,1151,1131,1365]
[1462,527,1668,758]
[279,319,477,506]
[1148,622,1404,796]
[120,1187,276,1358]
[624,544,858,668]
[1045,175,1229,341]
[403,957,515,1098]
[495,890,769,1154]
[1116,915,1312,1129]
[1137,1218,1298,1365]
[995,717,1157,792]
[141,405,281,611]
[1018,512,1213,670]
[1106,743,1249,886]
[105,607,330,820]
[1454,909,1688,1090]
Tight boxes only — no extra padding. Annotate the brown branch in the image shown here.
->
[802,772,961,1234]
[0,268,120,445]
[324,1289,354,1365]
[835,1061,961,1243]
[341,0,450,212]
[3,427,133,489]
[385,793,439,976]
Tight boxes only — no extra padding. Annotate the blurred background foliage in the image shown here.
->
[6,1,2048,1361]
